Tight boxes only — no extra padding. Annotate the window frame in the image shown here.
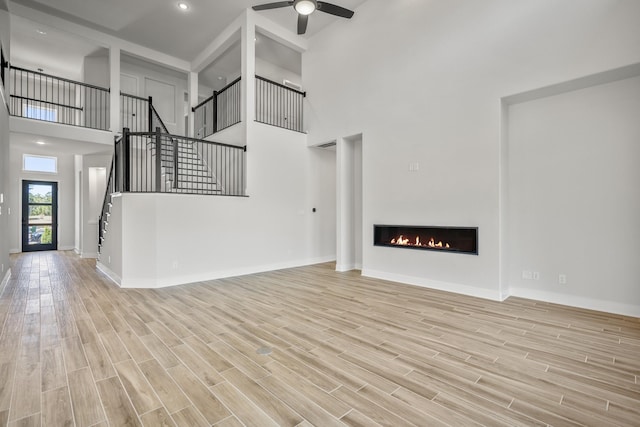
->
[23,154,58,174]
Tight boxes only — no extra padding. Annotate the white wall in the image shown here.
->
[256,57,301,88]
[121,55,188,136]
[83,53,110,87]
[0,1,11,285]
[81,53,189,135]
[97,193,123,283]
[99,123,336,288]
[303,0,640,304]
[79,153,111,258]
[507,75,640,316]
[309,146,337,264]
[8,146,76,252]
[74,154,82,252]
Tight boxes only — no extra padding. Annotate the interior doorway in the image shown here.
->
[22,180,58,252]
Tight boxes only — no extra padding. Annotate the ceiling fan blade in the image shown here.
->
[252,1,293,11]
[316,1,354,18]
[297,14,309,35]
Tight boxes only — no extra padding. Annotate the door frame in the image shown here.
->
[22,180,58,252]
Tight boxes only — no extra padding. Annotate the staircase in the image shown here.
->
[151,137,223,195]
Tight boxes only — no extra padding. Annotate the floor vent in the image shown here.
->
[316,141,336,149]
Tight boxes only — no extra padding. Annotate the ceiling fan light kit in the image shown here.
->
[294,0,316,15]
[253,0,354,35]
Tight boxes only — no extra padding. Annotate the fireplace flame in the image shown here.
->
[389,235,450,249]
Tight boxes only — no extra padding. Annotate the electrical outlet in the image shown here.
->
[522,270,533,280]
[559,274,567,284]
[172,261,179,270]
[533,271,540,280]
[108,256,111,264]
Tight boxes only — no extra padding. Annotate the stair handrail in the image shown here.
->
[98,135,119,253]
[192,76,242,138]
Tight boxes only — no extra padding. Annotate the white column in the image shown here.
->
[241,10,256,195]
[336,136,353,271]
[188,71,198,138]
[241,10,256,126]
[109,46,121,133]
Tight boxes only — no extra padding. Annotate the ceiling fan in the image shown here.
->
[252,0,355,35]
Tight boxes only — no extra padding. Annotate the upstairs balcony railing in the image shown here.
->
[193,76,242,139]
[255,75,305,133]
[120,92,150,133]
[193,75,306,137]
[120,92,171,135]
[9,66,110,130]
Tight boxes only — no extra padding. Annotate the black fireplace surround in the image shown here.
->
[374,225,478,255]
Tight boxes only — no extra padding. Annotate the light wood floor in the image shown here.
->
[1,252,639,427]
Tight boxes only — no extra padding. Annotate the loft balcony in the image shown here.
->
[9,66,111,131]
[8,65,306,137]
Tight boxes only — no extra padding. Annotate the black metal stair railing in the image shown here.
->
[193,76,242,138]
[255,75,305,133]
[98,136,119,253]
[120,92,150,132]
[117,128,245,196]
[9,66,110,130]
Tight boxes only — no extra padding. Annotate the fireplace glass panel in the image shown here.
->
[374,225,478,255]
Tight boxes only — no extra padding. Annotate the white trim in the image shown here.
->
[362,268,503,302]
[335,263,356,272]
[509,287,640,319]
[96,261,122,286]
[81,252,98,259]
[119,255,336,289]
[0,269,11,297]
[23,154,58,174]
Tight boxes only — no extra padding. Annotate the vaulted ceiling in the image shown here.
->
[8,0,368,61]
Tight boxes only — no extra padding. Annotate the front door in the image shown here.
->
[22,180,58,252]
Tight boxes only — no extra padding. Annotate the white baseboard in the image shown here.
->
[362,268,503,301]
[509,287,640,318]
[9,246,75,254]
[81,252,98,259]
[119,255,337,289]
[336,262,363,272]
[96,261,122,286]
[0,269,11,297]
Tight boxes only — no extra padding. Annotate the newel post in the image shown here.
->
[155,127,162,192]
[122,127,131,192]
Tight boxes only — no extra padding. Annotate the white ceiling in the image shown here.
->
[10,132,113,156]
[8,0,368,61]
[9,14,104,80]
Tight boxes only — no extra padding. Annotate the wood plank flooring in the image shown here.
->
[0,251,639,426]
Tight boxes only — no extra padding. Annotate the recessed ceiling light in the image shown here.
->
[177,2,189,11]
[36,29,47,35]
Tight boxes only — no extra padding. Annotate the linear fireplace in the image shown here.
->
[374,225,478,255]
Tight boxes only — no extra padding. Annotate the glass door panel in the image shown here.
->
[22,180,58,252]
